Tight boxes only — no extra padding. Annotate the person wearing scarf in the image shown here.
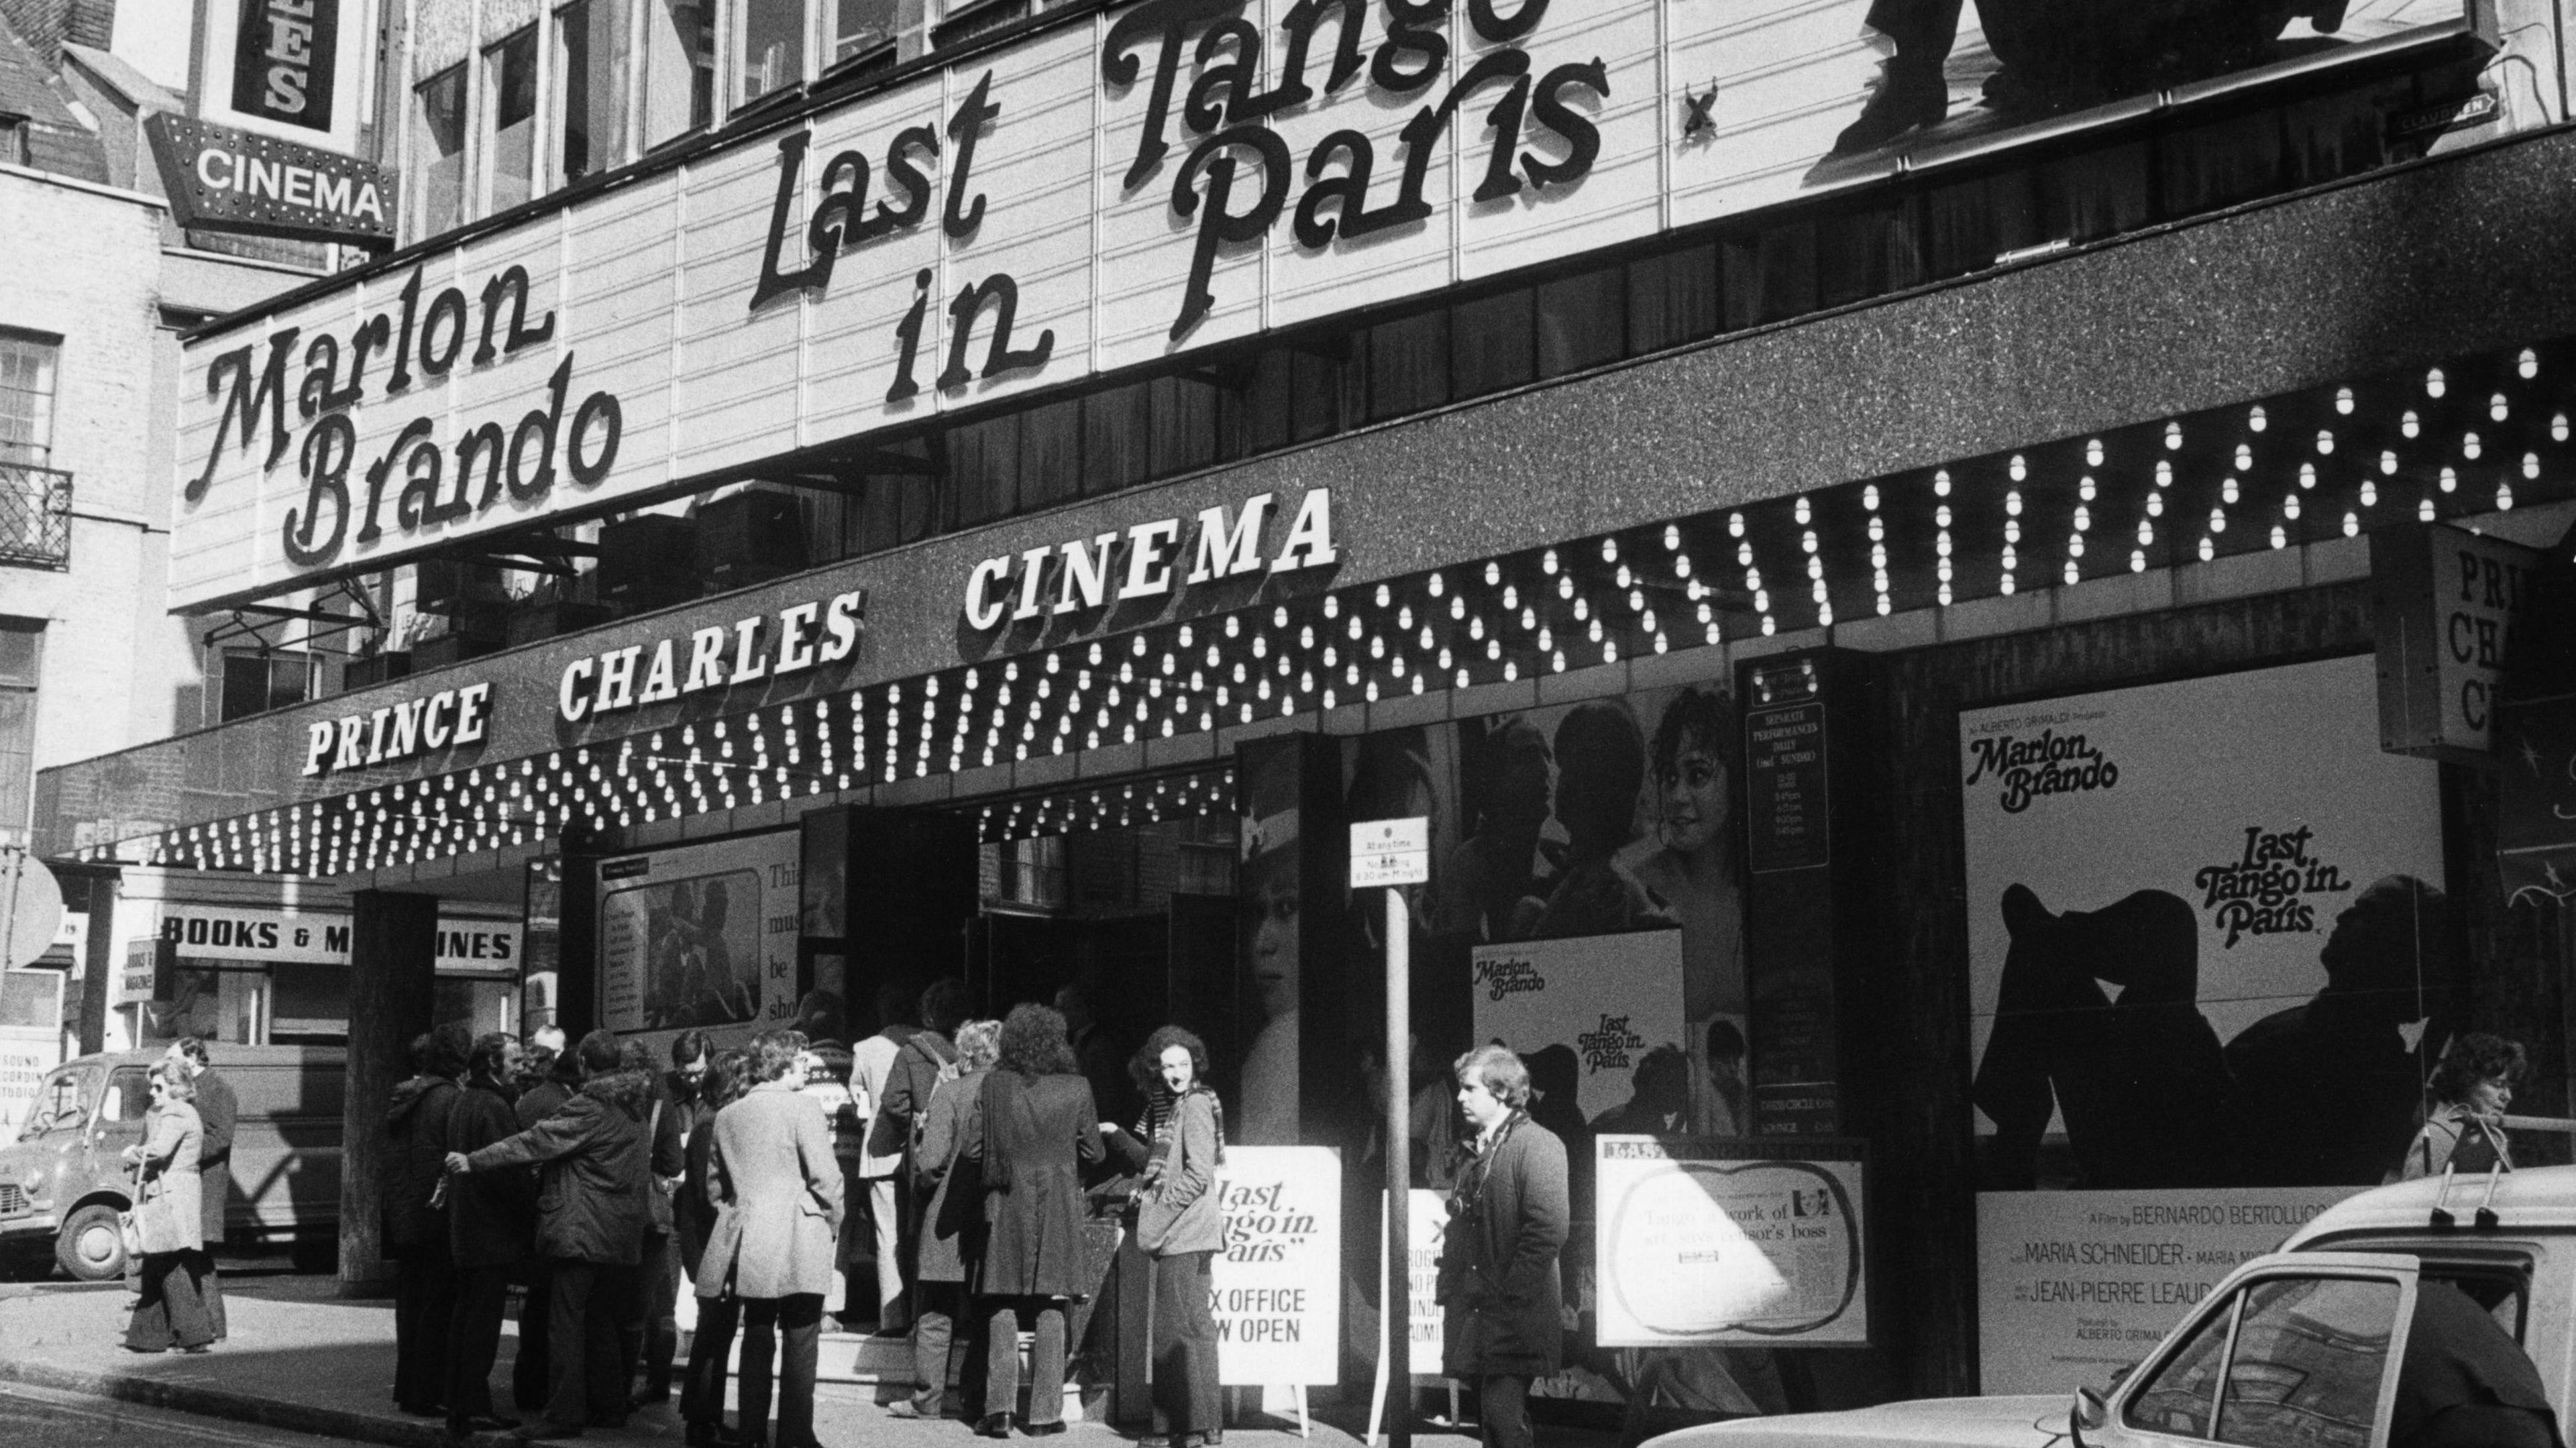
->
[1436,1045,1568,1448]
[1104,1027,1228,1448]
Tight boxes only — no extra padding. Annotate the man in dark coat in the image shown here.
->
[449,1029,653,1441]
[388,1025,472,1418]
[168,1038,236,1341]
[871,979,964,1341]
[511,1030,581,1409]
[444,1032,534,1439]
[618,1040,689,1406]
[1438,1045,1570,1448]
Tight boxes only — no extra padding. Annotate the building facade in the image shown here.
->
[31,0,2576,1410]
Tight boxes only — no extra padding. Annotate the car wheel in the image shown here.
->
[55,1203,127,1282]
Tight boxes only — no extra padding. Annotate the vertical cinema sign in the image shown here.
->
[2372,520,2541,759]
[231,0,338,131]
[194,0,370,156]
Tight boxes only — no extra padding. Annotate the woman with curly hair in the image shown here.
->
[1104,1025,1227,1448]
[964,1004,1105,1437]
[2399,1033,2527,1181]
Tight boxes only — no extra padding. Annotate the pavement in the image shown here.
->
[0,1375,394,1448]
[0,1273,1438,1448]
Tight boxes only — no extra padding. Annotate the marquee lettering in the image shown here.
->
[755,0,1610,374]
[557,590,867,724]
[190,261,613,571]
[962,488,1335,630]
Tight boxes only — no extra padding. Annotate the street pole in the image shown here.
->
[1,845,24,970]
[1384,885,1410,1448]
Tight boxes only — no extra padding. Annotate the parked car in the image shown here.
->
[0,1044,345,1280]
[1649,1165,2576,1448]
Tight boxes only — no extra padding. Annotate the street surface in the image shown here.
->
[0,1378,385,1448]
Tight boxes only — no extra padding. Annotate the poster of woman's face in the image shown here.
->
[1449,683,1748,1029]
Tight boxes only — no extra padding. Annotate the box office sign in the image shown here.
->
[1212,1146,1342,1386]
[146,114,395,246]
[2371,521,2540,758]
[193,0,372,156]
[170,0,2476,612]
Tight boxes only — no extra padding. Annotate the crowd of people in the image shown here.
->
[115,996,2548,1448]
[322,987,1244,1447]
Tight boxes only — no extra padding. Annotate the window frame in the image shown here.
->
[553,0,637,188]
[479,24,547,216]
[409,63,472,239]
[730,0,815,113]
[2111,1259,2421,1448]
[0,328,61,468]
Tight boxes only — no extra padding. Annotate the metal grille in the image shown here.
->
[0,1182,30,1215]
[0,465,70,570]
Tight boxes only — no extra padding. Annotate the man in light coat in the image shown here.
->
[699,1029,845,1448]
[850,985,920,1333]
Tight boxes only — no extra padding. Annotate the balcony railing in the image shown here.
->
[0,465,72,571]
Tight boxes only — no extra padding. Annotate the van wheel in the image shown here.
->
[56,1204,127,1282]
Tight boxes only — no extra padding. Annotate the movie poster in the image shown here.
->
[597,829,801,1051]
[1959,655,2444,1392]
[1473,932,1687,1124]
[1690,0,2463,211]
[1445,684,1751,1141]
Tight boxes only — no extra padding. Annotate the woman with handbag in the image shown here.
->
[1104,1026,1227,1448]
[123,1062,213,1353]
[895,1017,1001,1421]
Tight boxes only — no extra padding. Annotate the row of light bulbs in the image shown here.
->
[126,344,2573,875]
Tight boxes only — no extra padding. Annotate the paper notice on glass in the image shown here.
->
[1595,1135,1867,1346]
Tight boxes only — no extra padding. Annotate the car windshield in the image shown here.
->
[19,1067,90,1137]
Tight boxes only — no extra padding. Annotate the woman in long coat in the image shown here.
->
[124,1062,212,1353]
[1436,1045,1568,1448]
[679,1050,751,1447]
[900,1018,1000,1420]
[965,1003,1106,1438]
[1106,1025,1227,1448]
[697,1030,844,1448]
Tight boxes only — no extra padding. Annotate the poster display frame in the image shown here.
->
[1954,653,2449,1392]
[593,826,803,1053]
[1593,1134,1871,1348]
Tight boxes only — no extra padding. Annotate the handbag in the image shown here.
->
[116,1207,144,1258]
[131,1176,185,1256]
